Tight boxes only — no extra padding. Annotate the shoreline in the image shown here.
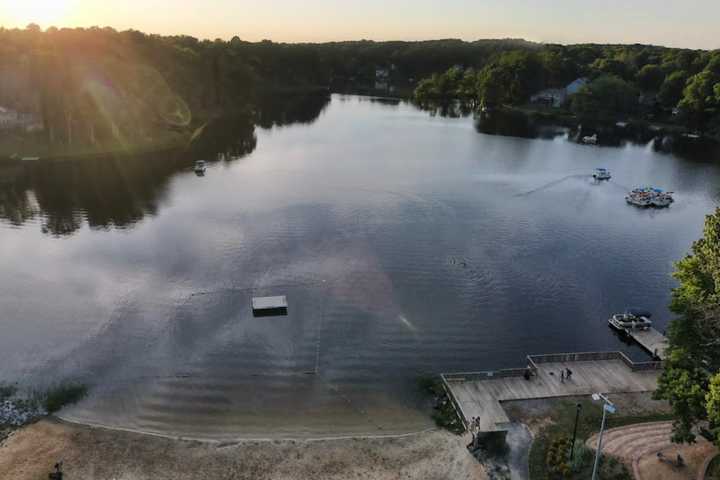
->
[0,141,187,164]
[54,414,438,444]
[0,418,485,480]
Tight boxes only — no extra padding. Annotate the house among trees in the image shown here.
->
[375,65,398,93]
[565,77,588,95]
[0,106,39,131]
[530,78,589,108]
[530,88,567,107]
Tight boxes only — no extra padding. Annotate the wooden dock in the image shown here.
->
[442,351,662,433]
[625,327,668,360]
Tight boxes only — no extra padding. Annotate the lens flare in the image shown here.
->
[1,0,77,28]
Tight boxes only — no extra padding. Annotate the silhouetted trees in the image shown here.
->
[412,44,720,138]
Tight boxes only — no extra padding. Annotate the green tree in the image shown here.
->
[495,51,545,103]
[659,70,689,108]
[458,68,478,103]
[678,70,720,132]
[707,374,720,444]
[571,75,639,119]
[656,209,720,445]
[636,64,665,92]
[476,64,511,107]
[591,57,633,81]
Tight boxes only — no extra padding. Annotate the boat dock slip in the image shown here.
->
[252,296,288,317]
[442,352,661,433]
[625,328,668,360]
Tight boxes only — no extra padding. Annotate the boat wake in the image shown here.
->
[514,174,588,197]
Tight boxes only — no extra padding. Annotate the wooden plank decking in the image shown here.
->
[626,328,668,359]
[443,353,660,433]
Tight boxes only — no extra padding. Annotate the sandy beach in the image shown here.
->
[0,419,485,480]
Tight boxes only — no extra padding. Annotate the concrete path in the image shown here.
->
[586,421,718,480]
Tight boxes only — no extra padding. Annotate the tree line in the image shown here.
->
[0,26,540,155]
[413,44,720,137]
[2,25,719,154]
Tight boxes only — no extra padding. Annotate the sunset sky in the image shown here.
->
[1,0,718,49]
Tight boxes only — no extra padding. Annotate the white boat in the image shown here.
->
[626,186,673,208]
[582,134,598,145]
[592,168,611,180]
[651,193,673,208]
[194,160,207,174]
[609,309,652,331]
[625,194,651,207]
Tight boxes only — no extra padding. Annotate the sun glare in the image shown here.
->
[1,0,76,28]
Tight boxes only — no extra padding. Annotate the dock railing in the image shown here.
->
[526,351,662,371]
[439,373,470,431]
[441,367,529,383]
[442,351,661,387]
[440,350,662,433]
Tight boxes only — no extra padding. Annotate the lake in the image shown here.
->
[1,94,719,439]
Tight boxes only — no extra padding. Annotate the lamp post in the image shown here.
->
[569,403,582,463]
[591,393,616,480]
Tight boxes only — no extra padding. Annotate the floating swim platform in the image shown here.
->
[252,296,288,317]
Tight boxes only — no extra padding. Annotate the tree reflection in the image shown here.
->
[474,109,540,138]
[0,93,334,236]
[0,125,253,236]
[414,100,474,119]
[255,91,331,129]
[189,113,257,161]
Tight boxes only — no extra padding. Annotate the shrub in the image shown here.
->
[0,383,18,401]
[42,383,88,414]
[546,435,572,479]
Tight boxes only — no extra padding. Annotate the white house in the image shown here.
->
[530,77,589,108]
[0,106,18,129]
[530,88,567,107]
[0,106,39,131]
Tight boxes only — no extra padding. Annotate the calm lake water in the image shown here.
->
[1,95,719,438]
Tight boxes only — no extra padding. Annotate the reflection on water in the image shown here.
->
[255,91,331,129]
[1,94,720,439]
[0,154,184,236]
[0,92,332,237]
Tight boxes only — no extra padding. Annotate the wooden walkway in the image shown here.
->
[443,352,661,433]
[626,328,668,359]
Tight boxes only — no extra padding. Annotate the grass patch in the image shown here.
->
[41,383,88,414]
[528,398,673,480]
[417,375,465,435]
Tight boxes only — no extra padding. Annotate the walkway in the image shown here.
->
[626,328,669,360]
[443,352,660,432]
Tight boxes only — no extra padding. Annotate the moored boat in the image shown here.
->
[626,186,674,208]
[194,160,207,174]
[582,133,598,145]
[593,168,611,180]
[608,309,652,331]
[651,192,673,208]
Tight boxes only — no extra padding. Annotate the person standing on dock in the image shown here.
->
[561,370,565,383]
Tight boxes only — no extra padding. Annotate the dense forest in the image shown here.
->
[1,24,719,158]
[413,44,720,138]
[0,25,538,157]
